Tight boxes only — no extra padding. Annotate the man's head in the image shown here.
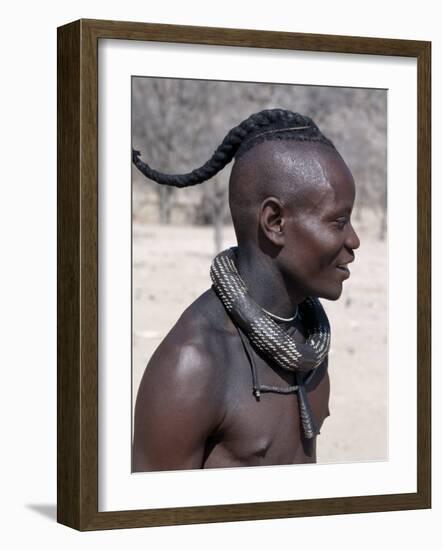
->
[229,139,360,301]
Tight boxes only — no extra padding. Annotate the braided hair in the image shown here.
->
[132,109,335,188]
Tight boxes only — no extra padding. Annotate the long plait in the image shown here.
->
[132,109,334,188]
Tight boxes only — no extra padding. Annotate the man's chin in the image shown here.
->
[317,285,343,301]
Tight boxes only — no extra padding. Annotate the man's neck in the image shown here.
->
[235,246,304,319]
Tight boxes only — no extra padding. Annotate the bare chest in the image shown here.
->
[203,341,330,469]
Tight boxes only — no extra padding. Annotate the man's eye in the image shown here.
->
[335,218,348,229]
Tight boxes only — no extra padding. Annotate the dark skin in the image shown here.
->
[132,141,360,471]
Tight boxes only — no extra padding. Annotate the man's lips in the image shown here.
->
[336,256,354,268]
[335,258,354,278]
[336,256,355,279]
[336,265,350,277]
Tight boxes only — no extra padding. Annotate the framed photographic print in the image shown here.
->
[57,18,431,530]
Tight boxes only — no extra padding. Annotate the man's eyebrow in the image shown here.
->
[330,205,353,216]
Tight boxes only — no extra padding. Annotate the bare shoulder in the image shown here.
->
[140,288,233,393]
[132,288,235,470]
[137,289,231,430]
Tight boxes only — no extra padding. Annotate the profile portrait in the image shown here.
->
[131,77,387,472]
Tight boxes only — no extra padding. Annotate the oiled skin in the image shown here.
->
[132,288,330,471]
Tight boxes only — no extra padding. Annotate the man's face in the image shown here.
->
[277,146,360,301]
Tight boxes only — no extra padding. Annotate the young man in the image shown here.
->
[132,109,360,471]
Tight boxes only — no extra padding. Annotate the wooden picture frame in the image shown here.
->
[57,18,431,531]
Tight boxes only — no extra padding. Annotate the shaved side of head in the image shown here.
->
[229,140,345,248]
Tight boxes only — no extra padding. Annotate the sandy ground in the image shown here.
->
[132,215,388,464]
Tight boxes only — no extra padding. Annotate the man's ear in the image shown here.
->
[259,197,285,247]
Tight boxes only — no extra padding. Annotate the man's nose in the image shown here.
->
[346,223,360,250]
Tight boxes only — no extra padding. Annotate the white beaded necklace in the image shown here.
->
[261,306,299,323]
